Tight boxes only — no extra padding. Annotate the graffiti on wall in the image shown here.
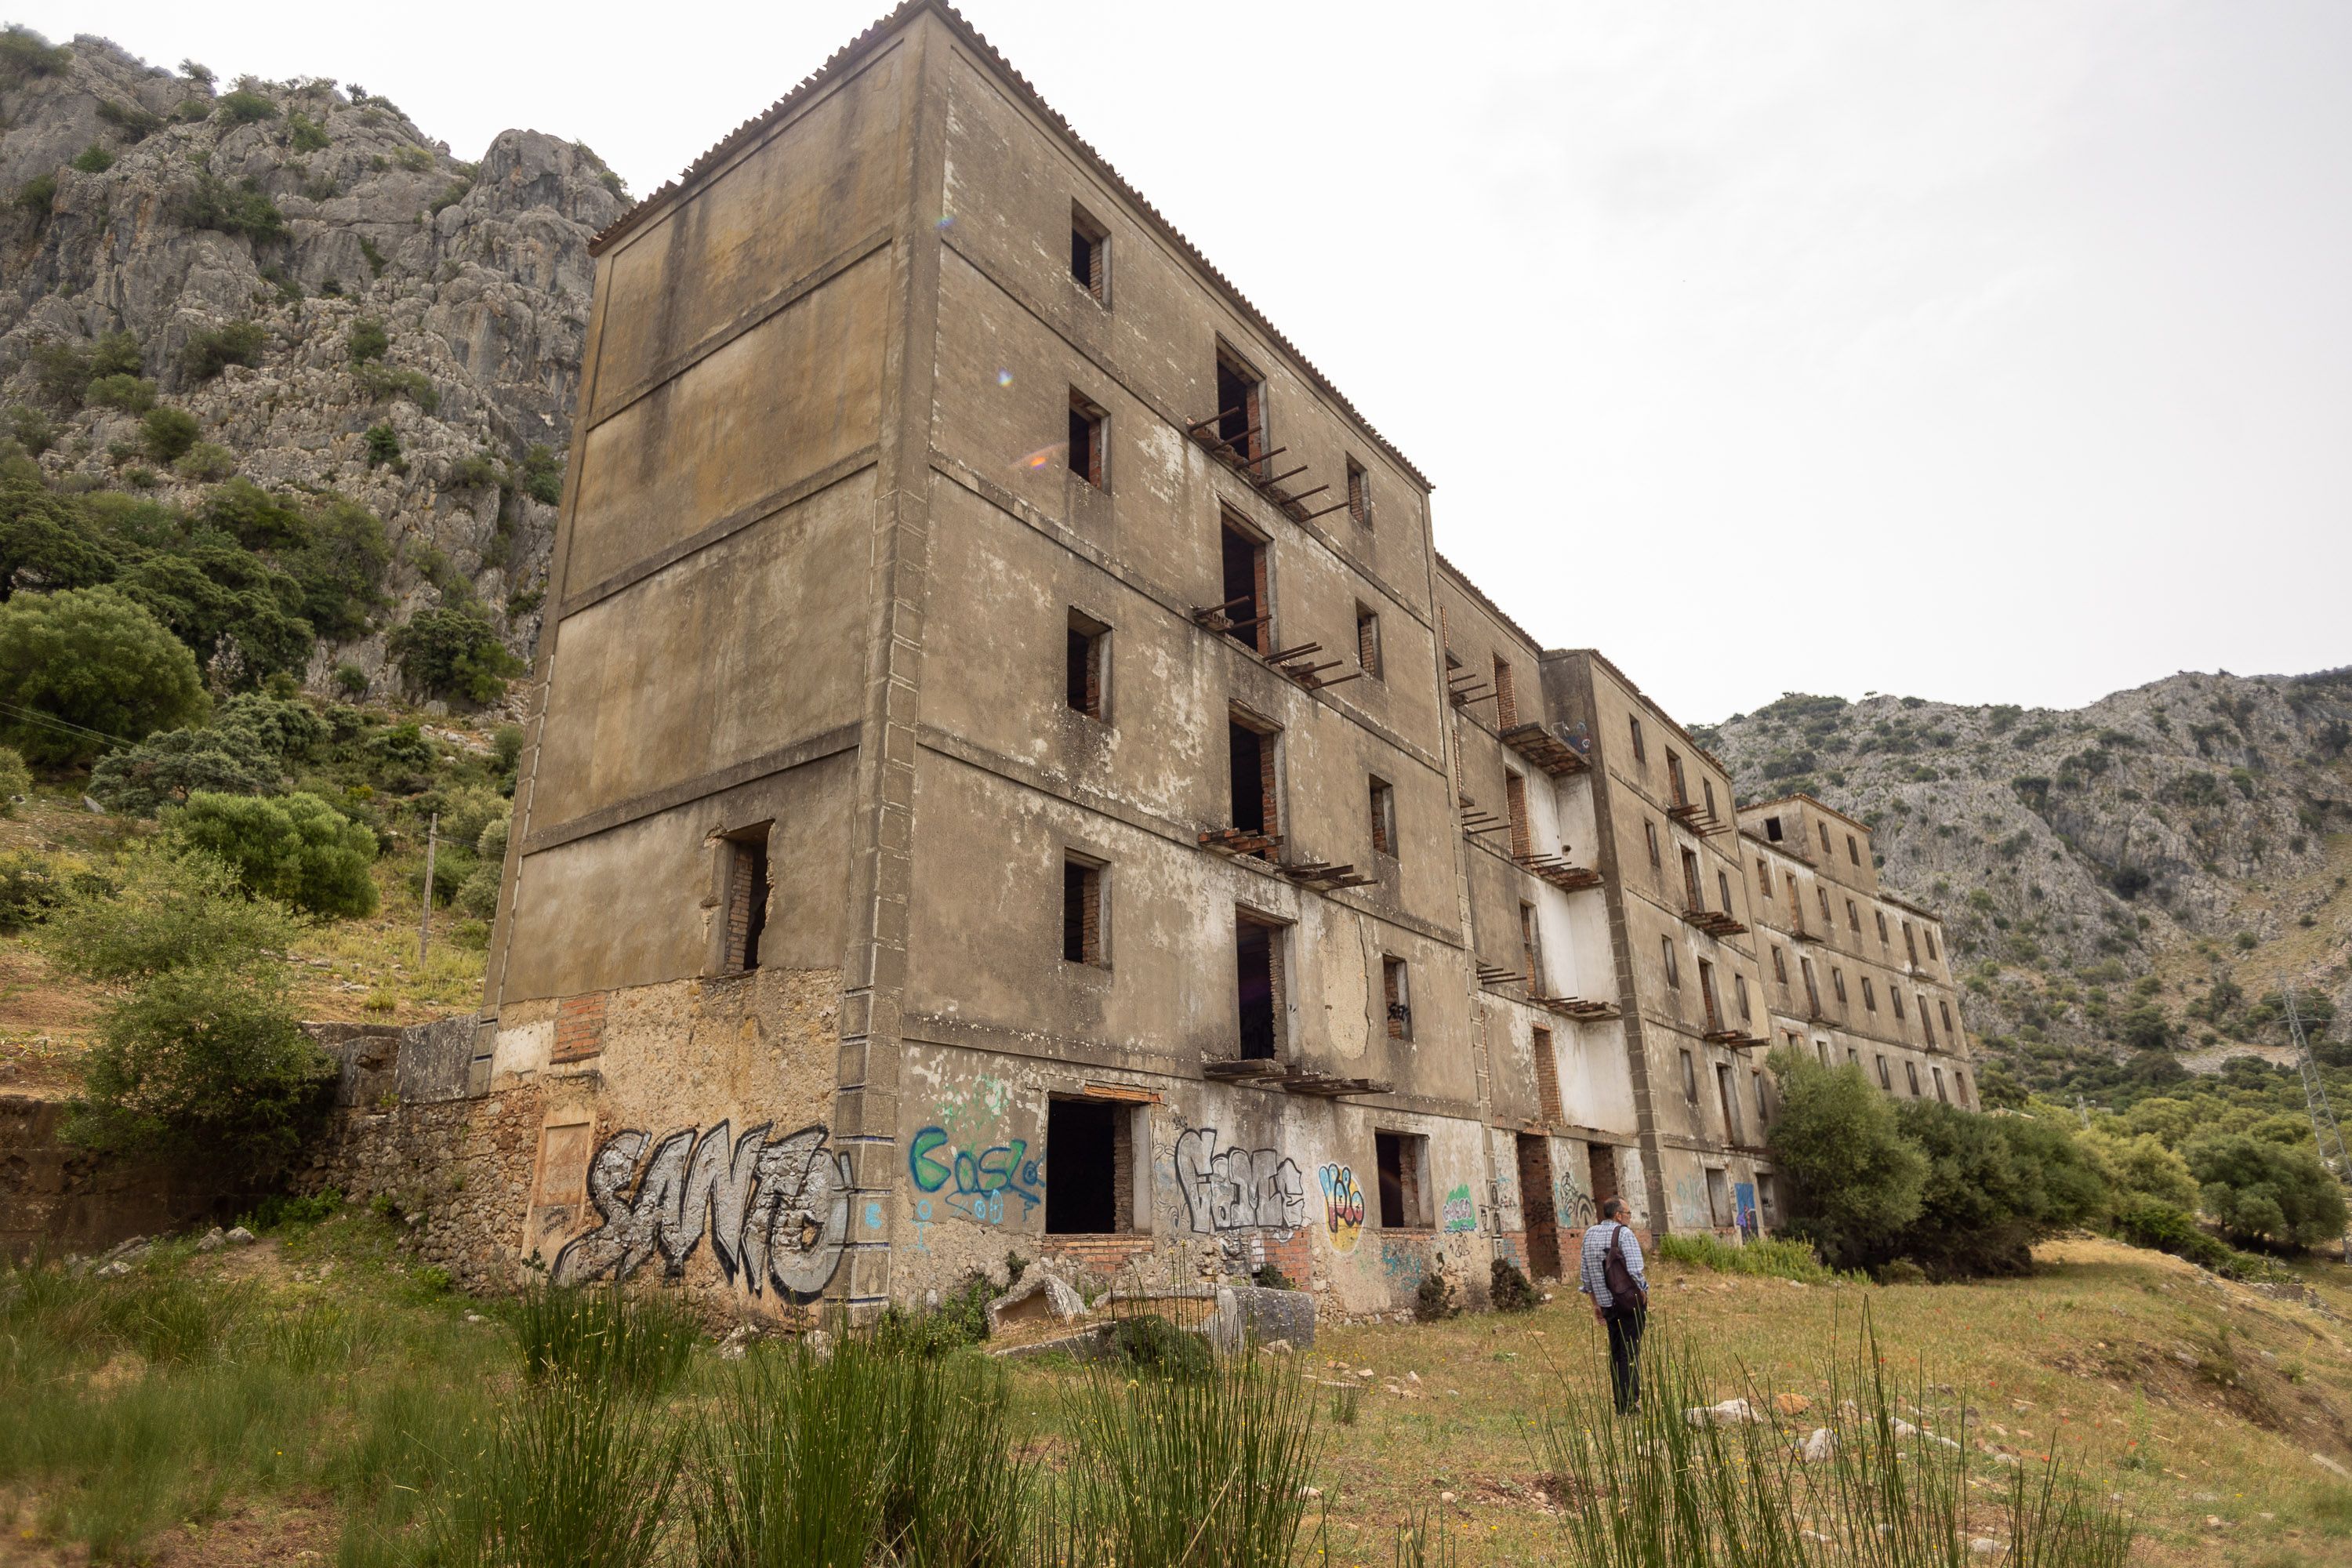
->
[1174,1128,1305,1240]
[1318,1163,1365,1254]
[1556,1173,1597,1231]
[551,1121,850,1301]
[908,1126,1045,1226]
[1440,1183,1479,1234]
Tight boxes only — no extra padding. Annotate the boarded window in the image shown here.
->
[1062,858,1102,965]
[1891,988,1906,1022]
[1375,1131,1430,1228]
[1922,995,1937,1044]
[1505,771,1531,858]
[720,826,771,973]
[1666,750,1688,806]
[1925,929,1939,962]
[1661,935,1680,989]
[1066,609,1107,718]
[1368,775,1397,857]
[1801,957,1820,1014]
[1356,603,1381,677]
[1756,857,1773,897]
[1846,898,1861,932]
[1817,887,1832,926]
[1848,833,1862,866]
[1772,946,1788,983]
[1628,715,1646,763]
[1717,869,1734,916]
[1703,779,1717,820]
[1531,1025,1563,1123]
[1716,1064,1740,1142]
[1494,656,1518,728]
[1875,909,1889,944]
[1933,1066,1947,1102]
[1831,967,1848,1004]
[1940,998,1955,1036]
[1906,1061,1922,1096]
[1877,1054,1892,1091]
[1698,958,1721,1029]
[1681,846,1704,909]
[1384,956,1411,1039]
[1067,390,1105,487]
[1861,977,1876,1011]
[1346,457,1370,527]
[1679,1048,1698,1101]
[1236,913,1283,1060]
[1069,202,1108,299]
[1706,1167,1731,1228]
[1955,1071,1970,1107]
[1044,1098,1129,1233]
[1734,972,1751,1021]
[1904,921,1919,964]
[1520,901,1542,986]
[1645,819,1662,866]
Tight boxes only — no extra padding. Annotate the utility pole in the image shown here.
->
[2284,987,2352,1259]
[418,811,438,964]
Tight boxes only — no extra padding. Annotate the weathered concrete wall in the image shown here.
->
[0,1095,252,1258]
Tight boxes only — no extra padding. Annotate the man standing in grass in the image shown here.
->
[1579,1196,1649,1414]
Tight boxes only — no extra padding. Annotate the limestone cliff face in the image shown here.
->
[1697,670,2352,1084]
[0,34,626,696]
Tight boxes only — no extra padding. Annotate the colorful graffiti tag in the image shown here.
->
[1318,1163,1365,1254]
[551,1121,850,1301]
[908,1125,1045,1226]
[1173,1127,1305,1239]
[1440,1182,1479,1234]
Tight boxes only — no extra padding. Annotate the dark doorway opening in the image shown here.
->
[1236,917,1278,1059]
[1516,1134,1562,1281]
[1220,521,1267,653]
[1044,1098,1119,1234]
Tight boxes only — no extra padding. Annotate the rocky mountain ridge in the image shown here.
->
[0,27,626,699]
[1696,668,2352,1094]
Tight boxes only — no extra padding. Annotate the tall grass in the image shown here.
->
[689,1336,1029,1568]
[429,1373,684,1568]
[507,1279,699,1394]
[1038,1346,1323,1568]
[1652,1231,1856,1285]
[1537,1310,2132,1568]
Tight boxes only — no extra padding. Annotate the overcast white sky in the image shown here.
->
[38,2,2352,720]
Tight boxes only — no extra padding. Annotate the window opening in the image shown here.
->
[1679,1048,1698,1101]
[1940,998,1955,1036]
[1706,1167,1732,1229]
[1214,344,1264,466]
[1515,1131,1562,1279]
[1681,848,1705,911]
[1933,1066,1947,1102]
[1861,977,1876,1011]
[1903,921,1919,964]
[1891,988,1906,1022]
[1062,857,1103,965]
[1368,775,1397,858]
[1588,1143,1621,1214]
[1734,972,1751,1021]
[721,826,771,973]
[1801,957,1820,1014]
[1493,656,1518,728]
[1067,390,1105,487]
[1666,750,1688,806]
[1716,1064,1740,1142]
[1922,995,1936,1044]
[1772,946,1788,983]
[1906,1061,1921,1096]
[1645,820,1662,866]
[1703,779,1717,820]
[1718,869,1734,916]
[1531,1025,1563,1123]
[1875,909,1889,945]
[1955,1071,1970,1107]
[1819,821,1833,855]
[1044,1098,1127,1233]
[1831,967,1848,1004]
[1661,935,1680,989]
[1628,716,1646,763]
[1846,898,1861,932]
[1817,887,1832,926]
[1877,1054,1891,1091]
[1383,956,1411,1039]
[1505,771,1531,858]
[1763,815,1783,842]
[1227,713,1278,852]
[1356,603,1381,677]
[1847,833,1861,866]
[1235,913,1283,1060]
[1218,516,1269,653]
[1699,958,1722,1029]
[1756,857,1772,897]
[1346,457,1370,527]
[1069,202,1108,300]
[1925,929,1939,962]
[1375,1131,1428,1227]
[1520,901,1543,986]
[1066,609,1107,718]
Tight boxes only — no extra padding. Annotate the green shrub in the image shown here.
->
[8,405,56,455]
[170,789,379,916]
[1490,1256,1539,1312]
[246,1188,341,1229]
[358,235,387,277]
[356,363,437,412]
[0,743,29,815]
[347,318,389,364]
[1765,1047,1926,1270]
[363,422,401,468]
[84,373,154,412]
[1414,1271,1457,1321]
[0,24,72,85]
[0,850,63,931]
[2082,1128,2199,1212]
[449,450,501,488]
[2187,1133,2348,1250]
[2109,1200,2273,1280]
[334,662,368,696]
[172,441,236,482]
[520,444,564,506]
[215,89,278,125]
[87,725,275,816]
[113,545,315,686]
[178,318,267,379]
[46,861,328,1174]
[70,143,114,174]
[432,1373,683,1568]
[389,606,524,706]
[140,406,200,463]
[428,179,472,216]
[1891,1100,2107,1279]
[95,331,144,380]
[0,586,208,764]
[285,111,328,152]
[174,174,285,243]
[96,99,164,140]
[14,172,56,216]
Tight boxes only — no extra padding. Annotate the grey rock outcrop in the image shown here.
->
[0,32,626,694]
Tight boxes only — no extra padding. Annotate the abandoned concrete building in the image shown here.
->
[427,1,1974,1321]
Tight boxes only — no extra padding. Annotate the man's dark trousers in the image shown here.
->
[1604,1305,1646,1413]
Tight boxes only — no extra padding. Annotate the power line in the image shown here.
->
[2284,987,2352,1261]
[0,699,137,748]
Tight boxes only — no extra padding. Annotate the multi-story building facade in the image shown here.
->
[463,1,1972,1323]
[1739,796,1975,1110]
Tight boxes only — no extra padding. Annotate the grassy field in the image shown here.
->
[2,1216,2347,1567]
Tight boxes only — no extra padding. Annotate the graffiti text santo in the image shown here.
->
[551,1121,850,1301]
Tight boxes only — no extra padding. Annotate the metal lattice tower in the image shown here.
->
[2284,989,2352,1262]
